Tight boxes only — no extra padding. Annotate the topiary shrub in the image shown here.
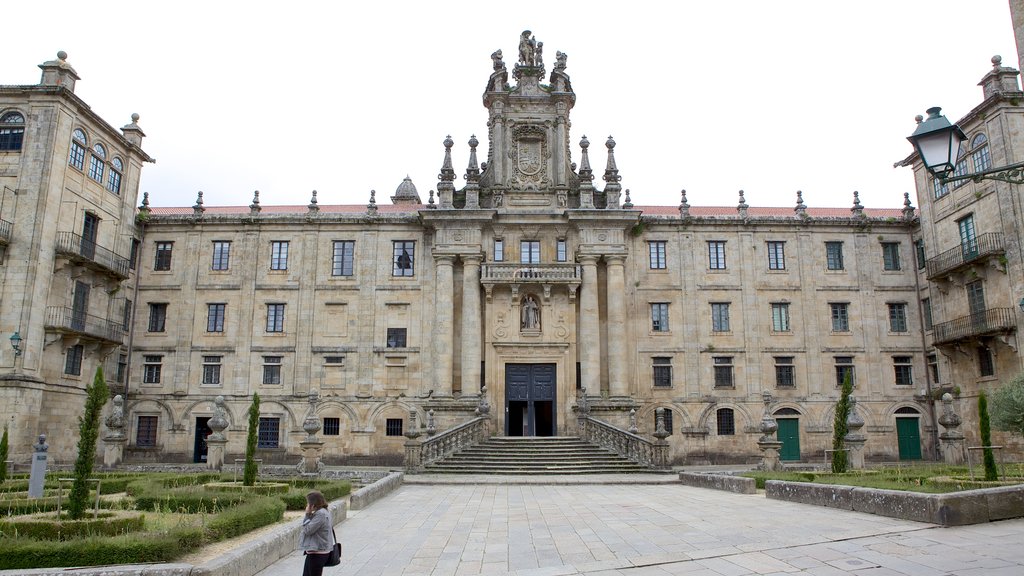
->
[0,424,9,484]
[244,393,260,486]
[978,391,999,481]
[206,496,285,541]
[0,514,146,540]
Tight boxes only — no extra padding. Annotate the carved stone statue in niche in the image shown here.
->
[521,295,540,330]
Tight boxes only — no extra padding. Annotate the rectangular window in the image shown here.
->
[651,303,669,332]
[649,241,667,269]
[207,303,226,333]
[385,418,404,437]
[711,303,730,332]
[257,417,280,448]
[493,239,504,262]
[88,154,104,182]
[117,354,127,384]
[888,303,908,332]
[716,409,735,436]
[915,240,926,270]
[387,327,407,348]
[148,303,167,333]
[212,241,231,271]
[928,354,939,383]
[323,417,340,436]
[958,215,978,258]
[154,242,173,271]
[107,166,122,195]
[262,356,282,385]
[143,355,162,384]
[136,415,158,447]
[775,356,795,388]
[202,356,222,385]
[266,304,285,333]
[967,280,986,316]
[64,344,84,376]
[978,345,995,377]
[556,239,568,262]
[835,356,855,387]
[324,356,345,365]
[69,140,85,170]
[393,241,415,276]
[825,241,844,270]
[922,298,933,331]
[882,242,901,271]
[767,241,786,270]
[652,357,672,387]
[270,241,289,270]
[129,238,140,270]
[713,356,734,388]
[122,298,132,331]
[332,240,355,276]
[708,241,727,270]
[893,356,913,386]
[520,240,540,264]
[771,303,790,332]
[830,303,849,332]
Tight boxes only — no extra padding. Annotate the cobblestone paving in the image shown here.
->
[257,481,1024,576]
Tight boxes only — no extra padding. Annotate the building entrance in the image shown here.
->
[193,417,212,463]
[505,363,556,436]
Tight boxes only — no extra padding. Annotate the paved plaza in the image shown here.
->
[258,477,1024,576]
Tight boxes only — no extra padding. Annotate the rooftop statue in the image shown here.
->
[519,30,539,67]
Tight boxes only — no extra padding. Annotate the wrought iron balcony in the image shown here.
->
[925,232,1005,280]
[0,218,11,245]
[931,307,1016,346]
[55,231,130,280]
[480,263,582,285]
[44,306,126,345]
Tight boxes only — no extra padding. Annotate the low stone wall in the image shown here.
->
[678,472,756,494]
[350,471,403,510]
[765,480,1024,526]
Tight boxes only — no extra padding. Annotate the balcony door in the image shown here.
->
[71,281,90,331]
[958,215,977,260]
[81,212,98,260]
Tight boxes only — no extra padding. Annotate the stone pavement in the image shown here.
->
[256,475,1024,576]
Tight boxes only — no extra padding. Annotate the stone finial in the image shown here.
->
[476,385,491,415]
[851,191,864,217]
[426,409,437,436]
[208,395,229,441]
[367,189,378,215]
[404,410,421,439]
[139,191,151,214]
[653,407,669,440]
[795,190,807,217]
[302,390,322,442]
[628,408,638,433]
[603,136,622,209]
[392,176,422,205]
[555,50,567,71]
[104,395,126,440]
[915,114,924,125]
[622,189,633,209]
[464,135,481,209]
[577,387,590,414]
[39,50,80,91]
[737,190,749,219]
[249,190,261,214]
[679,189,690,218]
[193,191,205,216]
[307,190,319,213]
[980,54,1022,97]
[437,135,456,209]
[578,136,595,209]
[939,392,964,439]
[902,192,915,221]
[845,395,866,441]
[758,390,778,442]
[121,113,146,147]
[427,189,436,209]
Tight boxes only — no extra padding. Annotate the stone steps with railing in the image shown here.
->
[421,436,652,474]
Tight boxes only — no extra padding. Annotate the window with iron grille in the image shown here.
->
[652,357,672,387]
[649,241,666,269]
[520,240,540,264]
[143,355,162,384]
[212,241,231,270]
[775,356,795,388]
[387,328,407,348]
[136,415,158,447]
[323,417,340,436]
[882,242,901,271]
[257,417,280,448]
[263,356,282,385]
[270,241,289,270]
[202,356,222,385]
[711,303,730,332]
[922,298,933,330]
[0,111,25,151]
[771,303,790,332]
[385,418,404,436]
[493,239,504,261]
[835,356,855,386]
[393,241,415,276]
[556,239,568,262]
[888,303,908,332]
[716,408,735,435]
[64,345,84,376]
[148,303,167,332]
[830,303,849,332]
[653,409,673,435]
[107,157,123,194]
[713,356,734,388]
[708,241,727,269]
[893,356,913,386]
[767,241,786,270]
[266,303,285,332]
[332,240,355,276]
[651,303,669,332]
[978,345,995,377]
[154,242,173,271]
[207,303,226,333]
[324,356,345,365]
[825,242,844,270]
[69,129,86,170]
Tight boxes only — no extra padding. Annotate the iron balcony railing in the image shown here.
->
[480,263,582,284]
[0,218,11,244]
[932,307,1016,346]
[55,231,130,280]
[45,306,126,345]
[925,232,1005,280]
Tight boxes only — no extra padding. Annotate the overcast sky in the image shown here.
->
[3,1,1018,209]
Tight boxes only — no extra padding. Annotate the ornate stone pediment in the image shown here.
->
[509,124,550,191]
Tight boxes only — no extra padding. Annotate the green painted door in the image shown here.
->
[777,418,800,461]
[896,417,922,460]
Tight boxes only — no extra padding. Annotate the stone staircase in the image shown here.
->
[421,436,654,474]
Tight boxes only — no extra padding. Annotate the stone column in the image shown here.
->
[578,256,601,392]
[605,255,628,397]
[461,255,483,393]
[434,255,456,394]
[938,392,966,465]
[843,396,867,470]
[102,395,127,469]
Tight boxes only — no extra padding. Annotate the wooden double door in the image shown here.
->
[505,363,556,437]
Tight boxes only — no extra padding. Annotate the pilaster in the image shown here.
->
[434,255,456,394]
[578,255,601,393]
[461,255,483,393]
[605,255,628,396]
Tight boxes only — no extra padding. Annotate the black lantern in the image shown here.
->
[10,331,22,357]
[908,107,966,179]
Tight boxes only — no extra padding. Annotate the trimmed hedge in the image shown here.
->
[207,496,285,541]
[205,481,291,495]
[0,527,204,570]
[0,514,145,540]
[280,480,352,510]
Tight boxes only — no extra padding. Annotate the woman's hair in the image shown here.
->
[306,490,328,510]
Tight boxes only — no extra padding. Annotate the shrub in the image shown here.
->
[207,496,285,541]
[280,480,352,510]
[991,372,1024,438]
[979,391,999,481]
[0,527,202,570]
[244,393,260,486]
[0,514,146,540]
[68,367,108,520]
[0,425,9,483]
[831,371,853,473]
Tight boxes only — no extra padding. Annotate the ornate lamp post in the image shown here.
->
[909,106,1024,184]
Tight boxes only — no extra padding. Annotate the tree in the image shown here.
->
[68,367,108,519]
[243,393,260,486]
[831,371,853,473]
[0,424,9,484]
[978,391,999,482]
[991,372,1024,439]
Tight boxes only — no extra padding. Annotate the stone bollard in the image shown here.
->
[938,392,966,465]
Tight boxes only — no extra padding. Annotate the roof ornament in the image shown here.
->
[603,136,622,209]
[488,50,508,92]
[902,192,915,221]
[367,189,378,215]
[737,190,749,219]
[578,136,595,209]
[518,30,539,67]
[249,190,261,214]
[465,135,481,209]
[138,191,151,222]
[795,190,807,218]
[427,189,436,209]
[851,190,864,217]
[622,189,633,209]
[679,189,690,218]
[437,135,456,209]
[550,51,573,92]
[193,191,205,216]
[308,190,319,213]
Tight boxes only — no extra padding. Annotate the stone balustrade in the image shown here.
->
[577,414,669,470]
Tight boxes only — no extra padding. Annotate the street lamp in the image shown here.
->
[909,106,1024,184]
[9,331,22,357]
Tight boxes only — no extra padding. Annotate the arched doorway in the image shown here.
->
[774,407,801,461]
[895,406,922,460]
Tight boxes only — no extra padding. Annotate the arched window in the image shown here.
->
[0,111,25,151]
[69,128,87,170]
[950,145,970,190]
[716,408,735,436]
[971,133,991,172]
[88,143,106,182]
[107,157,123,194]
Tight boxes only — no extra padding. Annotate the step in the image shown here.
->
[419,435,654,475]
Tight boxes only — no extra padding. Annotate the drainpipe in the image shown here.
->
[912,227,941,461]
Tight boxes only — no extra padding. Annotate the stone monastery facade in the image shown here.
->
[1,33,1022,468]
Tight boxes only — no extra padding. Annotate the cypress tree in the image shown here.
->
[244,393,260,486]
[978,391,998,481]
[831,371,853,473]
[68,367,108,519]
[0,424,9,484]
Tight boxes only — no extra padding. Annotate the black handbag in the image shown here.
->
[325,528,341,566]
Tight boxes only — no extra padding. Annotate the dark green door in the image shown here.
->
[777,418,800,461]
[896,417,922,460]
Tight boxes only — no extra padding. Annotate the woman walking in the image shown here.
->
[299,491,335,576]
